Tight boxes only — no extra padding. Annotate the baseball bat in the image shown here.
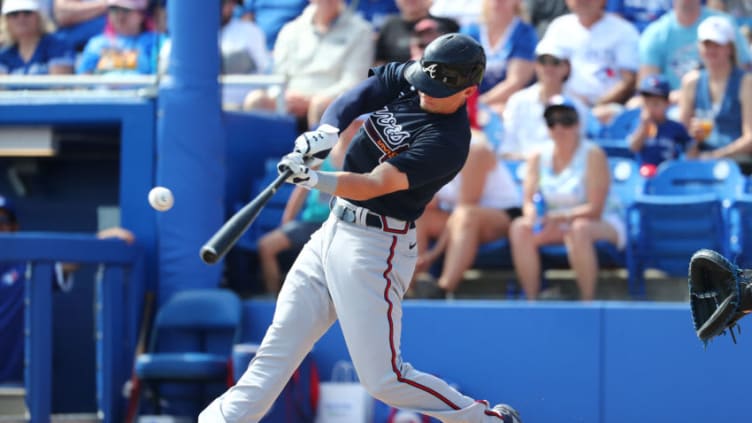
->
[200,168,293,264]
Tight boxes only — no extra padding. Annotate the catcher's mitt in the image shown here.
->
[689,249,748,344]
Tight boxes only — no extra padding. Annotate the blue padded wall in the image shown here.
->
[241,300,752,423]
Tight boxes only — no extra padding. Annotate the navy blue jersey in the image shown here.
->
[320,62,471,221]
[631,118,691,166]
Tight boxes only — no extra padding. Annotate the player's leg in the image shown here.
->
[199,220,338,423]
[438,206,512,293]
[562,218,620,301]
[256,228,291,295]
[324,222,513,422]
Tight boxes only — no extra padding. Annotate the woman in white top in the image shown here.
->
[413,131,522,297]
[508,95,625,301]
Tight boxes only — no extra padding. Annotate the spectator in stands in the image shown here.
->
[241,0,307,51]
[508,96,624,301]
[628,74,692,169]
[0,0,74,74]
[0,194,135,384]
[541,0,640,124]
[52,0,108,51]
[375,0,458,64]
[501,38,588,160]
[605,0,671,32]
[242,0,373,131]
[408,17,450,61]
[76,0,157,74]
[678,15,752,161]
[429,0,482,27]
[256,118,356,296]
[639,0,751,105]
[411,134,522,299]
[522,0,568,39]
[461,0,537,114]
[219,0,270,75]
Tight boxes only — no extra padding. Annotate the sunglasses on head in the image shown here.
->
[545,110,578,128]
[6,10,34,18]
[537,55,563,66]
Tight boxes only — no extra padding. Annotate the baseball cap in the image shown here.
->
[0,195,17,224]
[404,33,486,98]
[2,0,40,15]
[535,38,570,60]
[107,0,148,10]
[698,16,735,45]
[543,94,578,119]
[638,74,671,97]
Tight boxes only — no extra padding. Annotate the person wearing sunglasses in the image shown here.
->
[0,0,75,75]
[501,38,588,160]
[508,95,625,301]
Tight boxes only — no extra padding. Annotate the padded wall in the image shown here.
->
[242,300,752,423]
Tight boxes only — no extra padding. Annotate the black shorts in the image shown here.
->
[505,207,523,220]
[280,220,323,249]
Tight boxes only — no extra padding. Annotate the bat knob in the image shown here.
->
[200,246,220,264]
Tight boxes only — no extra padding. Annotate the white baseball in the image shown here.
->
[148,186,174,211]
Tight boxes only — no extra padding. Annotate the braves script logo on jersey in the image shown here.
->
[364,109,411,162]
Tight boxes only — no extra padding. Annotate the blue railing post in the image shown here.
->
[97,265,126,422]
[24,262,53,423]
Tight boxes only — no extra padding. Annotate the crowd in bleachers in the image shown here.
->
[2,0,752,301]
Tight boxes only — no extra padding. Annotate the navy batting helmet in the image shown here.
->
[405,33,486,98]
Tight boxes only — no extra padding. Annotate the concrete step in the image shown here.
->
[454,268,689,302]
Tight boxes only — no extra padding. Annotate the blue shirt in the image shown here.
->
[694,68,745,150]
[320,62,471,221]
[606,0,671,32]
[77,32,158,75]
[0,33,75,75]
[640,8,751,90]
[462,18,537,94]
[630,119,691,166]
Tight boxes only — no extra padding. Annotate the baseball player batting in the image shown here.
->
[200,33,522,423]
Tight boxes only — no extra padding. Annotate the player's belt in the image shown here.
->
[332,199,415,234]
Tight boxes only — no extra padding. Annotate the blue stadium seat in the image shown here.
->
[729,194,752,268]
[593,137,634,159]
[626,159,742,298]
[605,108,640,139]
[134,289,242,417]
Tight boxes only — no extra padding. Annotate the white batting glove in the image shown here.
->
[277,152,319,189]
[293,124,339,167]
